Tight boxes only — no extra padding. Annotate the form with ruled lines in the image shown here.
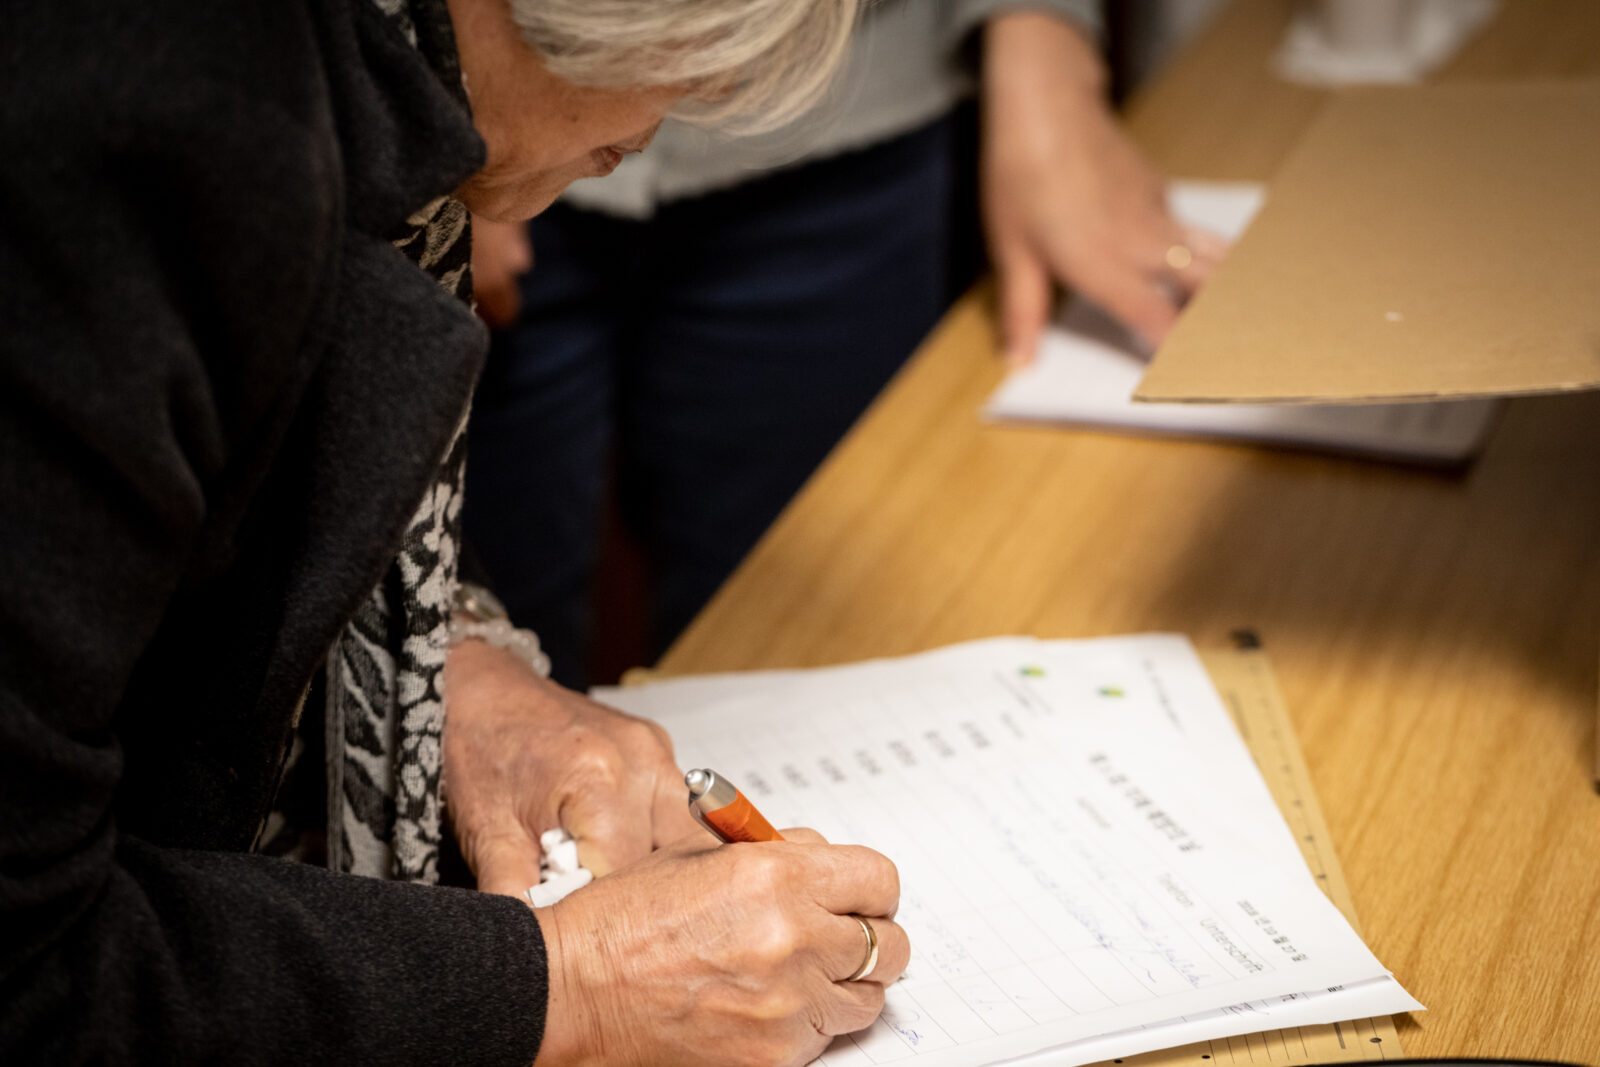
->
[598,636,1420,1067]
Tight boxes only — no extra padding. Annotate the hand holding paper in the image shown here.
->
[981,12,1226,363]
[984,181,1502,464]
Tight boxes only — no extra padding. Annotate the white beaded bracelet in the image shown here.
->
[448,615,552,679]
[448,582,552,678]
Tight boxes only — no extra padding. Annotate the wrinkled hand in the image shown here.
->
[470,215,533,329]
[982,12,1227,362]
[535,827,910,1067]
[442,637,701,894]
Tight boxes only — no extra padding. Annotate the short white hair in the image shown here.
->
[507,0,861,133]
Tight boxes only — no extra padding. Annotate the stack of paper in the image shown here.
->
[983,183,1501,464]
[597,636,1422,1067]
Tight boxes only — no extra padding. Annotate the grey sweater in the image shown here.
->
[564,0,1101,217]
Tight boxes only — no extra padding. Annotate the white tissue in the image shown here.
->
[522,828,593,908]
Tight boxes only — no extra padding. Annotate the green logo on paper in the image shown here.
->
[1020,665,1046,678]
[1097,686,1125,698]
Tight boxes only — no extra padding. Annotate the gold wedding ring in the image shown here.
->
[1165,244,1194,271]
[846,915,880,982]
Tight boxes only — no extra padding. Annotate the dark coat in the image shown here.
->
[0,0,547,1062]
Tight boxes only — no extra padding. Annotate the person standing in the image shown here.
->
[465,0,1223,687]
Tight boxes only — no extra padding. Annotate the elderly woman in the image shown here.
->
[0,0,907,1064]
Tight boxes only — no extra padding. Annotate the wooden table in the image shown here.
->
[659,2,1600,1061]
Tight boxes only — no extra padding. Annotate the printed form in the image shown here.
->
[598,636,1420,1066]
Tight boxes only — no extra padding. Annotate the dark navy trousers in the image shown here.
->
[463,114,978,688]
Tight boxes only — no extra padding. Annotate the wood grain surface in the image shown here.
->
[658,2,1600,1061]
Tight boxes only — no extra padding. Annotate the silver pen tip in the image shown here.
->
[684,768,709,796]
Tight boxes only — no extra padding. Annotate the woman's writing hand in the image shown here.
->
[536,828,910,1067]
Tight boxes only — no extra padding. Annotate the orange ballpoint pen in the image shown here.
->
[684,768,785,844]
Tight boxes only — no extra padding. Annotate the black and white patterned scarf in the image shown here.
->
[262,0,475,884]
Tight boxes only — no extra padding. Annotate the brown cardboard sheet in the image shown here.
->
[1134,82,1600,404]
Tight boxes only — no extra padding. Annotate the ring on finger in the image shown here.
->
[845,915,880,982]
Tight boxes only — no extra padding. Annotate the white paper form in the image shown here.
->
[977,638,1422,1064]
[982,182,1501,464]
[1003,975,1410,1067]
[605,636,1292,871]
[597,636,1420,1067]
